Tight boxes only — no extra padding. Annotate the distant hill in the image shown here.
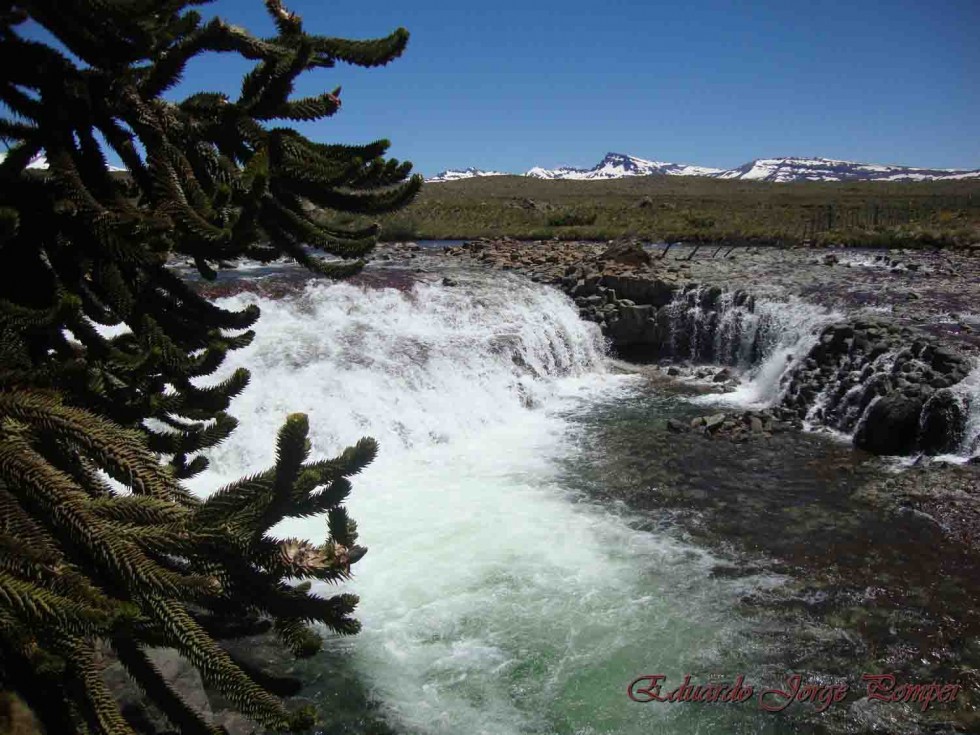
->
[715,156,980,183]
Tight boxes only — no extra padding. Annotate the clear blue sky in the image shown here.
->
[24,1,980,176]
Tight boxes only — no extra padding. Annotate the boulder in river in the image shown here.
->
[598,275,676,307]
[854,394,924,455]
[605,304,660,346]
[918,389,967,455]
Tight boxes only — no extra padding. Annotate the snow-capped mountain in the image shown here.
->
[525,152,724,180]
[427,167,508,183]
[0,151,126,172]
[427,152,980,183]
[716,157,980,183]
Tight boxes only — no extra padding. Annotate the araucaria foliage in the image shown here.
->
[0,1,421,732]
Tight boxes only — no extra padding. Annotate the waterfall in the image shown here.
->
[664,286,832,372]
[184,269,766,735]
[672,286,980,460]
[674,286,837,408]
[185,271,609,478]
[947,364,980,459]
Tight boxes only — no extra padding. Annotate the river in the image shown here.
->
[184,256,976,734]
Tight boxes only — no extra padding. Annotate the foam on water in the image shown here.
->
[185,270,768,734]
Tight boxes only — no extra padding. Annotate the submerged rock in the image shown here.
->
[712,367,733,383]
[674,409,794,443]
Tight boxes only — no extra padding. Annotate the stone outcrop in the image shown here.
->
[919,389,968,454]
[779,320,973,455]
[597,240,652,268]
[855,394,923,455]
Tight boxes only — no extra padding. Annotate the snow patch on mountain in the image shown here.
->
[716,156,980,183]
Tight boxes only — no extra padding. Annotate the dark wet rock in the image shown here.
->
[919,389,968,455]
[855,394,924,455]
[605,304,660,346]
[776,316,973,455]
[698,285,723,309]
[712,367,733,383]
[599,275,676,307]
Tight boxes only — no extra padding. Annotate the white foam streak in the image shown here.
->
[186,273,610,488]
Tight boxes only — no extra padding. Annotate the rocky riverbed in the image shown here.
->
[424,238,980,348]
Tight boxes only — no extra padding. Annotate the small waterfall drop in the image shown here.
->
[940,364,980,460]
[670,286,980,459]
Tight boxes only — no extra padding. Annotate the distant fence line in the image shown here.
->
[795,195,978,239]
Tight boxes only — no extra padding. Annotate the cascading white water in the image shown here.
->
[185,269,772,735]
[936,363,980,462]
[675,286,980,459]
[676,288,837,408]
[714,297,836,408]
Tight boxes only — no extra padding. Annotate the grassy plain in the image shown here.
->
[370,175,980,248]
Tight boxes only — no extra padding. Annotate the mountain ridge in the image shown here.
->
[427,152,980,184]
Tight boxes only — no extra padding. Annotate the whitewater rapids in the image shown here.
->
[184,268,773,735]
